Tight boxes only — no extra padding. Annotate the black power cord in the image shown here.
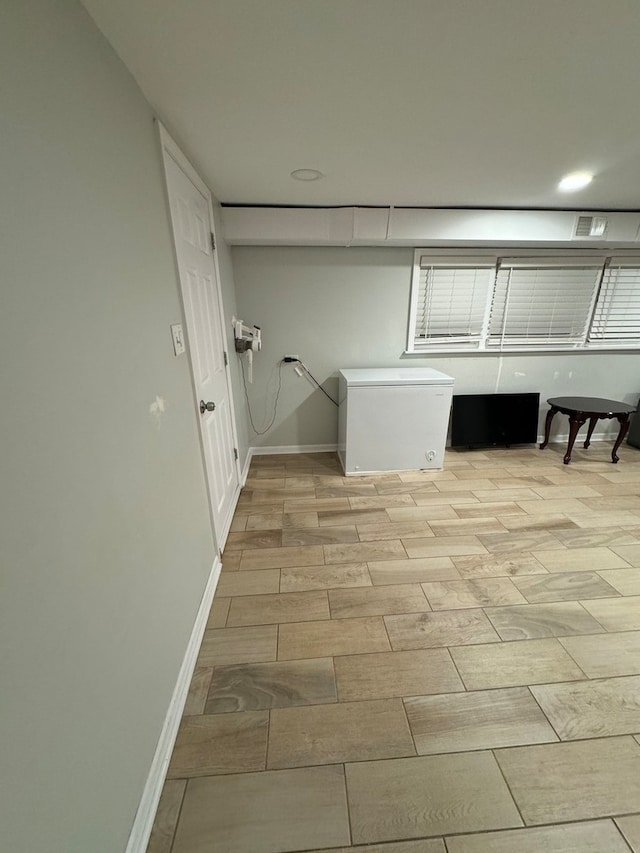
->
[297,361,339,407]
[284,357,338,406]
[240,356,338,436]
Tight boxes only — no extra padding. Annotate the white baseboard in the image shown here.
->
[250,443,338,456]
[246,436,623,470]
[125,556,221,853]
[537,432,618,444]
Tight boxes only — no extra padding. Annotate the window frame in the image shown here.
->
[406,248,640,355]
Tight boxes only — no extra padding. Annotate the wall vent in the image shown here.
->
[574,215,608,238]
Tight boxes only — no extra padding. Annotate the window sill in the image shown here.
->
[403,347,640,357]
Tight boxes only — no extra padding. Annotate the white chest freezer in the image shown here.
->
[338,368,454,475]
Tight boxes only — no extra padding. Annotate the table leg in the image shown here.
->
[584,416,598,449]
[612,414,631,463]
[564,412,587,464]
[539,406,558,450]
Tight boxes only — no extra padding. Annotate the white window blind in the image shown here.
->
[407,250,640,353]
[487,258,605,348]
[589,257,640,345]
[411,256,495,350]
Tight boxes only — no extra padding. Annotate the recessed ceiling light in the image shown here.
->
[290,168,324,181]
[558,171,593,192]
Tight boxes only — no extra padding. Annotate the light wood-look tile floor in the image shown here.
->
[148,442,640,853]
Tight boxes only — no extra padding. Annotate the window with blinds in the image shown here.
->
[407,250,640,353]
[589,258,640,345]
[409,256,495,351]
[487,259,604,347]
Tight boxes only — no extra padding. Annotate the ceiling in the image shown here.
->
[82,0,640,209]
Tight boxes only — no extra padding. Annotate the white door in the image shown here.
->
[160,132,240,548]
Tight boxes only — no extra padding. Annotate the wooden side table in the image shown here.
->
[539,396,636,465]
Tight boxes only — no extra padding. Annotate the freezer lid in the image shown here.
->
[339,368,454,386]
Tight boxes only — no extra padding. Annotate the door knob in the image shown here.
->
[200,400,216,414]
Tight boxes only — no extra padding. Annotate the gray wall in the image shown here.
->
[0,1,225,850]
[232,246,640,447]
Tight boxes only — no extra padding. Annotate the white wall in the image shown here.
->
[232,246,640,447]
[0,2,236,850]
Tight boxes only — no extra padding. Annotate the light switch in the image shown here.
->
[171,323,186,356]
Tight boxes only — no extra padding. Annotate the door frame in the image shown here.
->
[157,122,242,550]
